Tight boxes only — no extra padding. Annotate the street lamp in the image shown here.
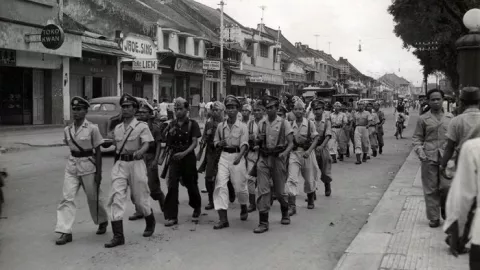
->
[456,8,480,88]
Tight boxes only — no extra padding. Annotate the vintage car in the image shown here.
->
[332,94,360,105]
[87,96,151,152]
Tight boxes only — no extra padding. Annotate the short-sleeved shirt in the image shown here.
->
[376,110,385,125]
[371,112,380,125]
[259,116,293,149]
[446,108,480,151]
[354,111,373,126]
[314,117,332,143]
[290,118,318,145]
[166,118,202,151]
[114,118,154,154]
[330,112,348,127]
[214,119,249,148]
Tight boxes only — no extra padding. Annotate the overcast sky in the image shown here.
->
[196,0,427,86]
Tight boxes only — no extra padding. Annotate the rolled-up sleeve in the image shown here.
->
[412,118,426,159]
[139,124,154,144]
[240,123,249,148]
[324,121,332,137]
[284,120,293,136]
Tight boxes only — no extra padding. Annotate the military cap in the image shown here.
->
[138,101,154,113]
[333,101,342,107]
[460,87,480,101]
[224,95,241,107]
[174,97,188,108]
[263,95,280,108]
[71,96,90,109]
[310,99,325,109]
[283,92,293,99]
[120,93,139,107]
[254,100,265,110]
[212,101,225,111]
[242,103,252,112]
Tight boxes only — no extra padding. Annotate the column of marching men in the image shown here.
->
[53,93,387,247]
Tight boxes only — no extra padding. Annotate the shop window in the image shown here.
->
[179,37,186,54]
[260,44,269,58]
[163,33,169,50]
[194,41,199,56]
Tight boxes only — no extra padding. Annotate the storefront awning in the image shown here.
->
[82,43,134,58]
[231,69,250,76]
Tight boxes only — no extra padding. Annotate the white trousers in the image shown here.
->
[108,160,151,221]
[214,152,248,210]
[55,172,108,234]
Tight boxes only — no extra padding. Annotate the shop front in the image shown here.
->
[229,70,248,97]
[174,57,204,117]
[246,72,285,99]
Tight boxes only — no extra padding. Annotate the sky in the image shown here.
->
[196,0,427,86]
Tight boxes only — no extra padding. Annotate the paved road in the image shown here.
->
[0,110,417,270]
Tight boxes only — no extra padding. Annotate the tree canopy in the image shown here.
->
[388,0,480,91]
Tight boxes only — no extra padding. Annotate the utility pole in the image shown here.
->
[328,41,331,54]
[259,5,267,24]
[219,0,225,100]
[314,34,320,50]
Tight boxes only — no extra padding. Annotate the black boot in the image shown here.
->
[240,204,248,221]
[305,191,317,202]
[227,181,236,203]
[288,195,297,216]
[281,205,290,225]
[307,192,315,209]
[379,146,383,155]
[213,209,229,229]
[96,222,108,235]
[105,220,125,248]
[372,150,377,157]
[324,182,331,197]
[253,212,269,234]
[55,233,72,245]
[247,194,256,213]
[331,155,337,163]
[355,154,362,165]
[362,153,368,162]
[205,181,214,210]
[143,212,156,237]
[338,154,344,161]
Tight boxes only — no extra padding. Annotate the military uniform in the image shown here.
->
[55,97,108,245]
[246,112,262,212]
[329,107,348,162]
[354,104,373,164]
[375,107,385,154]
[344,110,355,157]
[312,99,333,198]
[368,107,380,157]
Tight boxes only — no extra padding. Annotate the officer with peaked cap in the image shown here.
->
[105,93,156,248]
[55,96,108,245]
[253,95,294,233]
[212,95,250,229]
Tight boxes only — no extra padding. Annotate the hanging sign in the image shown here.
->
[41,24,65,50]
[122,34,157,59]
[132,59,159,70]
[203,60,221,70]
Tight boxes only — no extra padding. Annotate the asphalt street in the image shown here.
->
[0,109,417,270]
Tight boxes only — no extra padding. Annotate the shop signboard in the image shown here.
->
[132,59,159,70]
[203,60,220,70]
[249,75,264,83]
[175,58,203,74]
[231,74,246,86]
[122,34,157,59]
[0,49,16,66]
[41,24,65,50]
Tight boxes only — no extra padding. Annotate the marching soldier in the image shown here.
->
[354,101,373,164]
[241,103,252,123]
[55,96,108,245]
[366,103,380,157]
[329,102,348,162]
[253,95,294,234]
[246,101,265,212]
[277,104,288,119]
[312,99,333,199]
[212,96,249,229]
[373,102,386,154]
[105,94,156,248]
[344,104,355,158]
[162,98,202,227]
[286,100,320,216]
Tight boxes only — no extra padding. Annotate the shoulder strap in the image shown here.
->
[222,120,227,140]
[276,119,285,146]
[307,119,311,140]
[118,123,139,154]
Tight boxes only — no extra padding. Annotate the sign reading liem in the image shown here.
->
[132,59,159,70]
[41,24,65,50]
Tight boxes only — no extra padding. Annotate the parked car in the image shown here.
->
[87,96,150,152]
[358,98,376,106]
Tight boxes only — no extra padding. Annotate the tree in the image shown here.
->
[388,0,480,92]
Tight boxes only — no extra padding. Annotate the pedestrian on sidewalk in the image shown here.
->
[353,101,372,164]
[412,89,454,228]
[55,96,108,246]
[199,98,206,123]
[373,102,385,155]
[329,102,348,162]
[312,99,333,198]
[105,94,156,248]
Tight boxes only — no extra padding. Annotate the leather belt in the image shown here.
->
[332,125,343,128]
[223,147,240,153]
[118,154,135,162]
[71,150,94,157]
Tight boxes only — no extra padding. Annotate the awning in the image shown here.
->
[225,43,248,53]
[82,43,134,58]
[231,69,250,76]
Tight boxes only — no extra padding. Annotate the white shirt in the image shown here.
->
[158,102,168,116]
[206,102,214,110]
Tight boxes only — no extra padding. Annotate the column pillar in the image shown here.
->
[62,56,70,123]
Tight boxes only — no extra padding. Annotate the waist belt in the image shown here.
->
[332,125,343,128]
[118,154,135,162]
[71,150,94,157]
[222,147,240,153]
[260,147,286,157]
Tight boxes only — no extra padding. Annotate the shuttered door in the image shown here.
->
[101,77,116,96]
[84,76,93,99]
[32,69,45,125]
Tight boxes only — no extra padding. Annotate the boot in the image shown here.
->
[372,150,377,157]
[338,154,344,161]
[307,192,315,209]
[362,153,368,162]
[96,222,108,235]
[205,181,214,210]
[143,212,156,237]
[192,207,201,222]
[105,220,125,248]
[128,212,144,221]
[288,195,297,216]
[305,192,317,202]
[355,154,362,165]
[253,212,269,234]
[213,209,229,229]
[55,233,72,245]
[281,205,291,225]
[346,147,350,158]
[379,146,383,155]
[227,181,236,203]
[247,194,256,213]
[331,155,337,163]
[324,182,331,197]
[158,192,165,212]
[240,205,248,221]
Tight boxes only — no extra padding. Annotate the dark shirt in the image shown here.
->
[396,103,405,113]
[147,119,164,153]
[203,120,219,148]
[166,118,201,152]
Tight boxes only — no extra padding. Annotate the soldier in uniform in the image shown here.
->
[105,94,155,248]
[253,95,294,234]
[197,101,225,210]
[373,102,386,154]
[55,96,108,245]
[277,104,288,119]
[246,101,265,212]
[329,102,348,162]
[354,101,373,164]
[212,96,249,229]
[286,100,320,216]
[344,103,355,158]
[162,97,202,227]
[312,99,333,199]
[366,103,380,157]
[241,103,252,124]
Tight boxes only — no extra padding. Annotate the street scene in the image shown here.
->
[1,0,480,270]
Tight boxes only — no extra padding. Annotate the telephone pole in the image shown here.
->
[219,1,225,100]
[259,5,267,24]
[314,34,320,50]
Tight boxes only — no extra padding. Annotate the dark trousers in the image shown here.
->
[471,244,480,269]
[145,153,164,201]
[163,154,201,220]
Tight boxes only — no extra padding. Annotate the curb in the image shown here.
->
[334,149,421,270]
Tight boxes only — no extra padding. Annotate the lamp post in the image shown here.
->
[456,8,480,88]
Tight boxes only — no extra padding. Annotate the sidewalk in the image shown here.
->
[334,150,469,270]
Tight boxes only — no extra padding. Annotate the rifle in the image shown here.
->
[160,147,173,179]
[248,121,267,177]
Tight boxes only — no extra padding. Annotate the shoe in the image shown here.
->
[213,210,229,229]
[338,154,344,161]
[379,147,383,155]
[227,181,236,203]
[288,195,296,216]
[240,205,248,221]
[192,207,201,222]
[362,154,367,163]
[104,221,125,248]
[324,183,331,197]
[128,213,144,221]
[204,202,214,210]
[55,233,72,245]
[96,222,108,235]
[429,219,440,228]
[253,212,269,233]
[143,213,156,237]
[306,192,317,202]
[355,154,362,165]
[367,155,371,160]
[307,192,315,209]
[164,219,178,227]
[247,194,256,213]
[372,150,377,157]
[281,205,290,225]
